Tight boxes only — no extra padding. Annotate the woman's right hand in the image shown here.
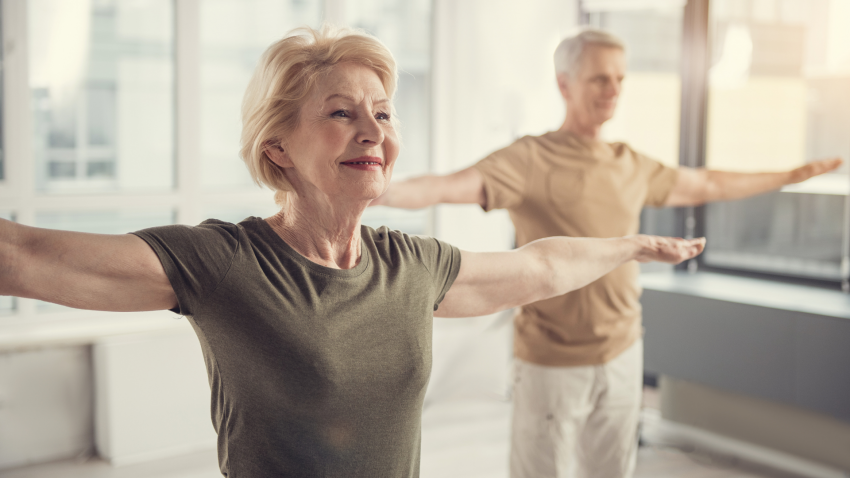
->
[0,219,177,312]
[436,234,704,318]
[633,235,706,264]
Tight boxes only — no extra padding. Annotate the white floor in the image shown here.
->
[0,397,811,478]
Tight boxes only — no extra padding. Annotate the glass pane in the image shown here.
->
[0,212,14,315]
[200,0,323,190]
[704,0,850,281]
[347,0,432,234]
[29,0,175,193]
[35,209,175,311]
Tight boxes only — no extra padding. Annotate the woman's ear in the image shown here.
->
[265,142,293,168]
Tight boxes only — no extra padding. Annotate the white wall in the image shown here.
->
[0,346,93,469]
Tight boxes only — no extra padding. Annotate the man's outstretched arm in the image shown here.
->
[370,166,487,209]
[665,157,843,207]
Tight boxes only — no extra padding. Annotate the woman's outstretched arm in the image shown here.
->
[436,235,704,318]
[0,219,177,312]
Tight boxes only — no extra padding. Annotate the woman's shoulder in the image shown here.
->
[362,225,456,263]
[362,224,430,248]
[133,218,253,253]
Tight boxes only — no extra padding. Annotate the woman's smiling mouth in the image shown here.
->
[340,156,383,170]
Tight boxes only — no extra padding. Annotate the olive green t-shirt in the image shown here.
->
[133,217,461,477]
[474,130,678,367]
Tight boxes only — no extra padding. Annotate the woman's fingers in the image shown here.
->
[665,237,705,263]
[636,236,705,264]
[679,237,706,262]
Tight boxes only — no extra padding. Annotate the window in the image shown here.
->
[29,0,175,193]
[702,0,850,284]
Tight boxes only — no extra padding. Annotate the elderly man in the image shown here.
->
[372,29,841,478]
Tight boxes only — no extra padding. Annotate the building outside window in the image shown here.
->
[30,0,175,193]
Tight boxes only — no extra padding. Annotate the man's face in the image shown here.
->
[559,44,626,127]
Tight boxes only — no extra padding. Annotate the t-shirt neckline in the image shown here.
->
[547,129,616,159]
[249,216,371,279]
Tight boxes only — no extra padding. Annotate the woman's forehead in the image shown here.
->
[314,63,389,103]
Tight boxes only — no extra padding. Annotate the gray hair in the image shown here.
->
[553,28,625,77]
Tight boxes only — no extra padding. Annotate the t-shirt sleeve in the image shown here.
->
[131,221,241,316]
[635,151,679,207]
[408,235,462,310]
[472,138,533,212]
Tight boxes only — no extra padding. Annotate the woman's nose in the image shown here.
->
[356,116,385,145]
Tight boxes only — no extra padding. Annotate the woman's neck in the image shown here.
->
[265,194,367,270]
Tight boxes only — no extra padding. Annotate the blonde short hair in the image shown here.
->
[554,28,624,78]
[240,25,398,202]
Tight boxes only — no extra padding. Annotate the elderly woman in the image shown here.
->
[0,27,703,477]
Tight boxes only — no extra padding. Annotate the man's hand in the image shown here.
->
[788,157,843,184]
[633,236,706,264]
[666,157,845,207]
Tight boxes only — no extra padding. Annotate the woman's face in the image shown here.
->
[272,62,399,204]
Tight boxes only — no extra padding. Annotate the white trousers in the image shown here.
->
[510,339,643,478]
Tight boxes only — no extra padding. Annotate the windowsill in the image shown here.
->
[0,309,189,352]
[640,270,850,320]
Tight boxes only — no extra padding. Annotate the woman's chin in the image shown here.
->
[335,191,384,207]
[348,182,387,203]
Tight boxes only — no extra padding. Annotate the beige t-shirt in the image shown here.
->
[474,130,678,366]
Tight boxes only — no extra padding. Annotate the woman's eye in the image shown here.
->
[376,112,391,121]
[332,110,349,118]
